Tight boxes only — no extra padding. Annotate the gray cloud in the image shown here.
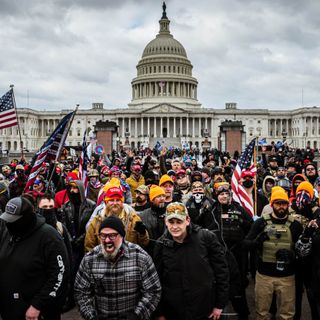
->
[0,0,320,110]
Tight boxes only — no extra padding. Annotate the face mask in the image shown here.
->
[243,180,254,188]
[194,193,204,203]
[38,208,57,227]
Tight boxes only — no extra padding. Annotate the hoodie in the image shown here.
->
[289,173,307,204]
[261,175,276,200]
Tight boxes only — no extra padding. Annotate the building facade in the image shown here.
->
[1,4,319,153]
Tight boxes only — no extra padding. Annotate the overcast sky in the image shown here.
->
[1,0,320,111]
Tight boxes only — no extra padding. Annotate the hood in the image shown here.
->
[290,173,307,198]
[262,175,275,197]
[72,179,85,202]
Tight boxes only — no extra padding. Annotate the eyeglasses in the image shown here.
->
[99,232,119,241]
[306,168,315,171]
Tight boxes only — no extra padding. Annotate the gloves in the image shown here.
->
[134,221,147,235]
[254,231,269,247]
[276,249,295,264]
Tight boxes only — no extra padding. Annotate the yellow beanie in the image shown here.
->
[159,174,174,186]
[149,185,166,202]
[103,177,120,193]
[296,181,314,199]
[270,188,289,205]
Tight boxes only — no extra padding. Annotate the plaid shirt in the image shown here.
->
[74,241,161,320]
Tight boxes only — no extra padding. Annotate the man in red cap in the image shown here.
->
[85,186,149,252]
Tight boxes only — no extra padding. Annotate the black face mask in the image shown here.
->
[6,213,37,238]
[38,208,57,227]
[243,180,254,188]
[68,191,81,204]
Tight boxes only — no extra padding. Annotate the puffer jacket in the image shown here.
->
[154,224,229,320]
[126,175,145,202]
[84,205,149,252]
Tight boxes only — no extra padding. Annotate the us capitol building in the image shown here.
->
[1,3,320,154]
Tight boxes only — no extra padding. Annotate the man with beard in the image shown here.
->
[139,185,166,256]
[85,186,149,252]
[243,188,303,320]
[9,164,28,198]
[304,162,318,187]
[75,216,161,320]
[132,185,150,212]
[0,196,69,320]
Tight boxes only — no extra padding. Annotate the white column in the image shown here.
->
[135,118,138,138]
[154,117,157,137]
[160,117,163,137]
[147,117,150,136]
[198,118,201,137]
[173,118,176,137]
[205,118,208,130]
[155,82,159,96]
[186,117,189,137]
[167,117,170,137]
[172,82,175,96]
[128,117,131,137]
[211,118,214,138]
[122,118,125,137]
[192,117,195,138]
[141,117,144,136]
[180,117,183,136]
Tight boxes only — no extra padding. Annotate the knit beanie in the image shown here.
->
[296,181,314,199]
[159,174,174,186]
[270,188,289,205]
[149,185,166,202]
[99,215,126,237]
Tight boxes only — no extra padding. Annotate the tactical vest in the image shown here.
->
[221,208,244,244]
[290,213,309,229]
[262,213,294,263]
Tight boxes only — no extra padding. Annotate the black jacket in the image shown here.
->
[0,217,69,320]
[154,224,229,320]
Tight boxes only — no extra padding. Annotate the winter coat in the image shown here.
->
[154,224,229,320]
[0,217,69,320]
[85,205,149,252]
[126,175,145,202]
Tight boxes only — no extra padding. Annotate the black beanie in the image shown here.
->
[99,215,126,238]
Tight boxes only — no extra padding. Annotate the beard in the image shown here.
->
[273,207,289,219]
[136,196,145,204]
[101,242,122,261]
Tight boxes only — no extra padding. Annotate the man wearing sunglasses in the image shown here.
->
[75,215,161,320]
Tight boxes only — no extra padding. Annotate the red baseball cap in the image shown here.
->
[241,170,255,178]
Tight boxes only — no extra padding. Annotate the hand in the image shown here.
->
[254,231,270,247]
[276,249,295,264]
[25,305,40,320]
[308,219,319,229]
[208,307,222,319]
[161,147,167,156]
[134,221,147,235]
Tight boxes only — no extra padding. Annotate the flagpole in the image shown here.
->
[10,85,24,160]
[46,104,79,191]
[254,136,258,217]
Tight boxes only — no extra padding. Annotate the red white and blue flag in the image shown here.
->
[0,88,18,129]
[24,111,75,192]
[231,138,257,217]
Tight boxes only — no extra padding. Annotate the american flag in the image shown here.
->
[0,88,18,129]
[78,130,89,193]
[231,138,257,217]
[24,111,75,192]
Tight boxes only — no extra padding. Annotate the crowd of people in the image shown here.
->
[0,144,319,320]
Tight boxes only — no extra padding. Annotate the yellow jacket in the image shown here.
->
[126,175,145,202]
[84,205,149,252]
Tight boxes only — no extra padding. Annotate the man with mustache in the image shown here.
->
[244,188,303,320]
[75,216,161,320]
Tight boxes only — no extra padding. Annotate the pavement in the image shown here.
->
[62,278,311,320]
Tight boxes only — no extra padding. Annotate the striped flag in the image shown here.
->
[24,111,75,192]
[78,131,89,193]
[0,88,18,129]
[231,138,256,217]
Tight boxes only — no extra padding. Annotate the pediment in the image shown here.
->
[144,104,186,114]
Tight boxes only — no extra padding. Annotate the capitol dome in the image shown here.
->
[129,2,201,109]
